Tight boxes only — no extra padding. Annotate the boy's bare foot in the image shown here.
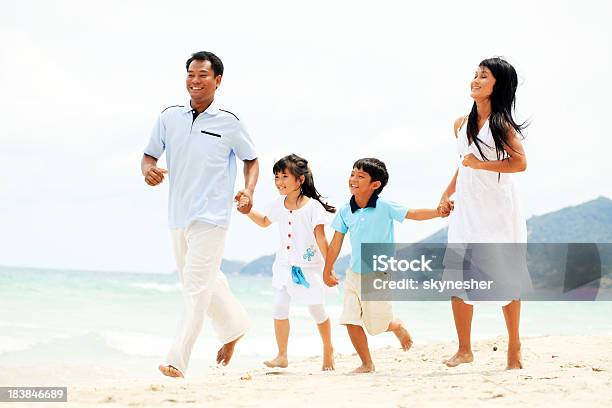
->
[216,335,243,366]
[322,347,335,371]
[264,355,288,368]
[443,351,474,367]
[506,348,523,370]
[349,363,375,374]
[158,364,183,378]
[393,324,413,351]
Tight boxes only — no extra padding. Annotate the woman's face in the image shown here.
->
[470,66,496,101]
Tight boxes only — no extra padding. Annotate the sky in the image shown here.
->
[1,0,611,273]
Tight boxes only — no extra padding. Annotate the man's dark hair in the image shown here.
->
[353,158,389,195]
[185,51,224,77]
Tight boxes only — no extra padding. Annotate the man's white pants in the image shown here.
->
[166,221,250,375]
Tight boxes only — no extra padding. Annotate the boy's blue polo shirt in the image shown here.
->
[331,195,408,273]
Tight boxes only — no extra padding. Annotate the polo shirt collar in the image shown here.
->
[350,194,379,213]
[183,99,220,116]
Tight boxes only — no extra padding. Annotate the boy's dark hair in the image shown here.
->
[185,51,224,77]
[353,158,389,195]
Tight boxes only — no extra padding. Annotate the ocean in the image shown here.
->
[1,266,611,381]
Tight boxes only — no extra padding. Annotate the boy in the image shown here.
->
[323,158,446,373]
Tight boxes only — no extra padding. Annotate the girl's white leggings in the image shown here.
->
[272,287,329,324]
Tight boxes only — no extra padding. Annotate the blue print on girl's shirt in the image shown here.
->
[303,246,316,262]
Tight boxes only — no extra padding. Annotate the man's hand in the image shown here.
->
[324,270,339,287]
[143,165,168,186]
[234,189,253,214]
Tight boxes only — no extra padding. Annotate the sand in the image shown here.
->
[5,335,612,407]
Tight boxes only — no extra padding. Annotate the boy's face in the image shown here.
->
[349,167,381,198]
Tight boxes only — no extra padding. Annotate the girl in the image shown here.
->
[438,57,529,370]
[243,154,336,371]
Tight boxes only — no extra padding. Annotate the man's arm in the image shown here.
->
[235,158,259,214]
[141,154,167,186]
[323,231,345,287]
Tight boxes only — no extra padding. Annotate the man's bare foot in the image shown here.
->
[158,364,183,378]
[264,355,288,368]
[322,347,335,371]
[443,351,474,367]
[506,348,523,370]
[393,324,413,351]
[349,363,375,374]
[216,335,243,366]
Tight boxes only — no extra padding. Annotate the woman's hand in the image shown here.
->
[438,195,454,217]
[461,153,483,169]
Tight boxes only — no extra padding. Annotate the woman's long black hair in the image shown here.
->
[467,57,528,166]
[272,154,336,213]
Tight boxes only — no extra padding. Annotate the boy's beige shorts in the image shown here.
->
[339,268,393,335]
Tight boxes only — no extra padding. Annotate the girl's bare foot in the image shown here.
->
[506,347,523,370]
[158,364,183,378]
[322,347,335,371]
[264,355,288,368]
[443,351,474,367]
[216,335,243,366]
[393,324,413,351]
[349,363,375,374]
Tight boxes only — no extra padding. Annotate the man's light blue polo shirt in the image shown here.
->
[144,100,257,229]
[331,195,408,273]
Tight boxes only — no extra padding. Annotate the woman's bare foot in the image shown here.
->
[506,347,523,370]
[322,347,335,371]
[264,354,288,368]
[443,351,474,367]
[158,364,183,378]
[393,324,413,351]
[349,363,375,374]
[216,335,243,366]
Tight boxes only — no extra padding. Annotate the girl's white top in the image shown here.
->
[448,119,527,243]
[264,196,336,303]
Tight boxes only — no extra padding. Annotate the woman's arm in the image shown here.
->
[439,168,458,215]
[462,130,527,173]
[246,209,272,228]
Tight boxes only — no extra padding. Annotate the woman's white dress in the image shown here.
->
[446,119,531,302]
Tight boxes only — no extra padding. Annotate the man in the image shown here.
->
[141,51,259,378]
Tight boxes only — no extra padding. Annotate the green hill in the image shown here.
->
[420,196,612,244]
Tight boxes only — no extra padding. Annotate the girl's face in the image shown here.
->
[470,66,496,101]
[274,168,302,195]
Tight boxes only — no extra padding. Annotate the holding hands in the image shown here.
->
[235,190,253,214]
[323,270,339,287]
[438,195,454,217]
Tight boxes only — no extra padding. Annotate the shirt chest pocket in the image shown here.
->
[194,129,230,160]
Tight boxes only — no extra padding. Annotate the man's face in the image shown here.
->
[186,59,221,103]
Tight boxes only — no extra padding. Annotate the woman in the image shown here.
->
[439,57,528,370]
